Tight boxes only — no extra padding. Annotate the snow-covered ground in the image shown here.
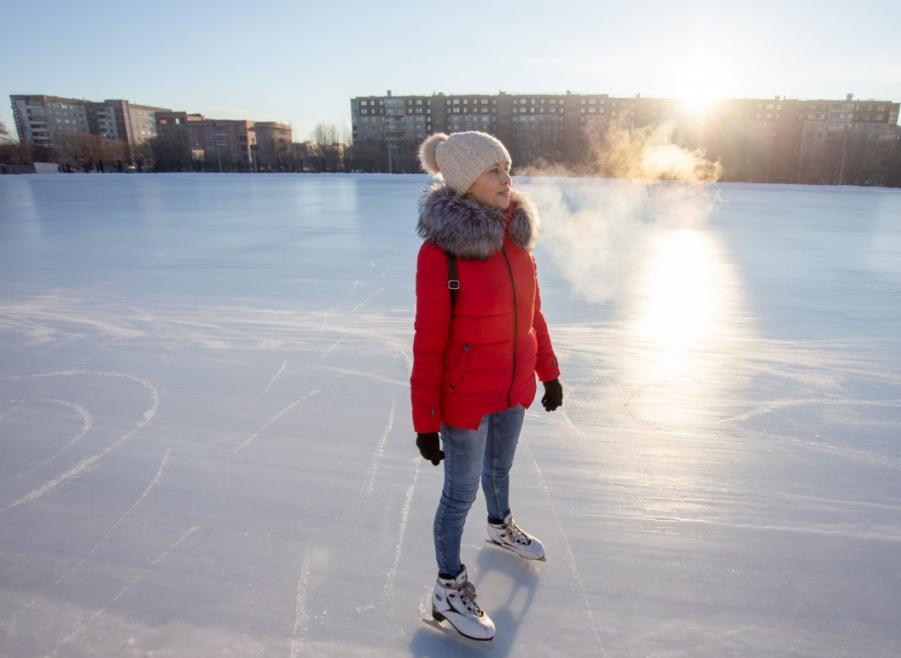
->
[1,173,899,657]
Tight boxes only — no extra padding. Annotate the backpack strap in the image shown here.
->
[446,251,459,316]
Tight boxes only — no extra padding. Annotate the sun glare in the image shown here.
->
[678,91,721,116]
[621,227,744,430]
[672,50,730,117]
[638,228,716,353]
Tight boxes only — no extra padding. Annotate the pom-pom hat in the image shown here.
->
[418,131,511,196]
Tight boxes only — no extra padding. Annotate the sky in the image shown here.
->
[2,0,900,142]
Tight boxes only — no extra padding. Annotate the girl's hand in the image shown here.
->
[416,433,444,466]
[541,379,563,412]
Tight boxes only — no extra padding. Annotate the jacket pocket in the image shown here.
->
[447,343,472,390]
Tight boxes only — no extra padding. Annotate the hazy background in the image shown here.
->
[3,0,900,141]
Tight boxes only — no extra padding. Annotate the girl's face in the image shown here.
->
[466,161,512,209]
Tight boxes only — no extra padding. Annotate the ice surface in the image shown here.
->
[1,173,900,657]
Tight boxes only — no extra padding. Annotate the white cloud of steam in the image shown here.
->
[513,122,723,303]
[521,177,722,305]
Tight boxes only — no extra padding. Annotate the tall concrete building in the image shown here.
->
[86,100,171,145]
[351,91,660,168]
[350,90,900,183]
[11,94,170,149]
[795,95,899,184]
[11,95,90,148]
[351,90,619,169]
[699,97,804,182]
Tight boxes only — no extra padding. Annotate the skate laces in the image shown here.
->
[459,581,482,615]
[506,519,531,546]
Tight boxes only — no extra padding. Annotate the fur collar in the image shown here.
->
[417,184,539,259]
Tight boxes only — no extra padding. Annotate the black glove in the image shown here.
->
[541,379,563,412]
[416,432,444,466]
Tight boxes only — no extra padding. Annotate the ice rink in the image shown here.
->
[1,173,900,657]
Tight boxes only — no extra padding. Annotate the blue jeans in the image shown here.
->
[433,405,526,577]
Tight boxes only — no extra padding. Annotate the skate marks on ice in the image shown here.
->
[39,448,172,599]
[260,355,289,398]
[5,449,174,637]
[358,397,396,502]
[559,383,585,437]
[232,389,321,455]
[350,452,423,620]
[318,335,347,360]
[349,288,385,315]
[524,442,607,657]
[288,539,313,658]
[384,457,421,602]
[551,322,901,451]
[719,397,901,473]
[4,399,93,484]
[1,289,415,387]
[0,290,143,345]
[40,524,200,658]
[0,370,160,516]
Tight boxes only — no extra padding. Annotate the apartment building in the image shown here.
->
[253,122,293,170]
[155,111,206,134]
[10,95,90,148]
[11,95,170,149]
[350,90,900,182]
[350,91,673,167]
[182,118,257,168]
[351,90,620,167]
[90,100,170,145]
[796,95,900,184]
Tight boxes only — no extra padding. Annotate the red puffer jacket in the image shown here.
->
[411,184,560,433]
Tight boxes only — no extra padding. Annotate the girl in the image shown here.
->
[410,131,563,641]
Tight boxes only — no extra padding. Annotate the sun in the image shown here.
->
[678,90,721,115]
[671,50,730,117]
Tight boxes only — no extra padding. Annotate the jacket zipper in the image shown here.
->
[502,245,518,407]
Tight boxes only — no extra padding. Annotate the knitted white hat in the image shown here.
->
[418,131,511,195]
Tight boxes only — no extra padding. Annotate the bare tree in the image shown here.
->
[310,123,347,172]
[0,120,30,165]
[58,132,122,171]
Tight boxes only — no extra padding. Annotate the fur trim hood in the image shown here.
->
[417,184,540,260]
